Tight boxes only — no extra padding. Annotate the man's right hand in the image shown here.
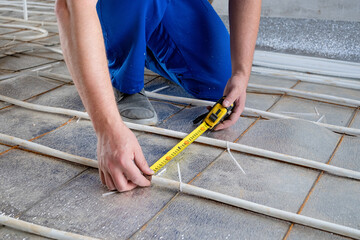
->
[97,122,154,192]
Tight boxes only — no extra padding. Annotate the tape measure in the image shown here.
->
[150,97,234,173]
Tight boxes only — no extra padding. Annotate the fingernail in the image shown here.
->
[223,100,230,107]
[150,169,155,174]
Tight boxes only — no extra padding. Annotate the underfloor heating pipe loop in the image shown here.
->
[0,23,48,41]
[0,94,360,181]
[0,133,359,239]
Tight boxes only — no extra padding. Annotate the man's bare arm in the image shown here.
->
[55,0,153,191]
[216,0,261,130]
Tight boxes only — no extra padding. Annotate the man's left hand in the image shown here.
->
[214,74,248,131]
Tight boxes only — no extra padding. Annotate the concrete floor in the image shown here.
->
[0,2,360,240]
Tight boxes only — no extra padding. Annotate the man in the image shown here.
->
[55,0,261,192]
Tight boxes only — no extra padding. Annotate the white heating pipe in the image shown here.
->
[22,0,27,20]
[251,66,360,91]
[0,16,57,26]
[0,23,48,41]
[0,133,359,239]
[0,7,54,15]
[0,215,99,240]
[247,83,360,107]
[145,92,360,136]
[0,95,359,181]
[253,51,360,79]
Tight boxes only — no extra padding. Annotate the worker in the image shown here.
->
[55,0,261,192]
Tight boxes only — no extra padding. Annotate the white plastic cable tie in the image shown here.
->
[314,106,320,116]
[177,162,183,192]
[317,115,325,123]
[102,191,116,197]
[157,168,167,176]
[151,86,169,93]
[226,141,246,175]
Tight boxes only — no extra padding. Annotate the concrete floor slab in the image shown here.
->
[47,62,70,76]
[0,107,70,139]
[192,151,319,212]
[133,193,290,240]
[249,73,297,88]
[270,97,355,126]
[29,85,85,111]
[145,77,195,99]
[245,93,280,112]
[331,136,360,172]
[151,100,184,124]
[294,174,360,229]
[0,53,57,71]
[0,149,85,217]
[158,105,255,142]
[238,119,340,162]
[20,169,177,239]
[288,224,351,240]
[294,82,360,101]
[33,120,97,160]
[351,111,360,129]
[0,75,61,108]
[0,227,49,240]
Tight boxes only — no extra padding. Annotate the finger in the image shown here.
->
[214,106,242,131]
[104,171,116,191]
[134,148,154,176]
[110,169,137,192]
[122,160,151,187]
[99,169,105,185]
[223,89,239,108]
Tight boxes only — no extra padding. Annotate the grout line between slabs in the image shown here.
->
[282,107,359,240]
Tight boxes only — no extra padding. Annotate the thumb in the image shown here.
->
[222,90,238,108]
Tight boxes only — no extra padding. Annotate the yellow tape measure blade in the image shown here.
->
[150,122,209,173]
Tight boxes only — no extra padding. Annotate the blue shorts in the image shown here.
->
[96,0,231,101]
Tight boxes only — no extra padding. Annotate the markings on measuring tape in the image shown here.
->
[150,122,209,173]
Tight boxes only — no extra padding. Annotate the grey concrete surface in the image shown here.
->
[0,149,85,217]
[29,85,85,111]
[0,75,62,108]
[249,73,297,88]
[331,136,360,172]
[20,169,177,239]
[246,92,281,112]
[297,174,360,229]
[238,119,341,162]
[0,227,49,240]
[220,15,360,62]
[158,106,256,142]
[0,107,70,140]
[288,224,351,240]
[33,120,98,160]
[133,194,291,240]
[213,0,360,22]
[270,97,355,126]
[0,54,58,71]
[294,82,360,101]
